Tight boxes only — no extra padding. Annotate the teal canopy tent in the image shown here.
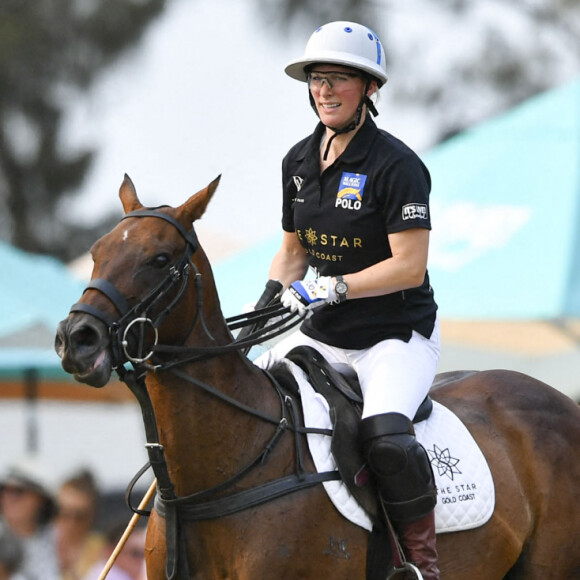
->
[0,240,86,379]
[0,242,88,453]
[425,78,580,320]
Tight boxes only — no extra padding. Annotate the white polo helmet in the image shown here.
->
[285,21,388,87]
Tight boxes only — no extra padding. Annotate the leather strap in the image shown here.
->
[123,209,198,252]
[155,471,341,521]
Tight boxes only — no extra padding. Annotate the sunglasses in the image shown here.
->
[307,70,361,90]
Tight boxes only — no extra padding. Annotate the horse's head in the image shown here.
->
[55,174,221,387]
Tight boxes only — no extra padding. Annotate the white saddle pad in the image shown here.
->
[282,360,495,534]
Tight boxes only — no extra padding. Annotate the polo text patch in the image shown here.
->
[336,172,367,211]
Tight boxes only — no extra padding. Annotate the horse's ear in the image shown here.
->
[181,175,221,223]
[119,174,144,213]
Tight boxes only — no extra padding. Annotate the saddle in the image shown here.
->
[283,345,433,525]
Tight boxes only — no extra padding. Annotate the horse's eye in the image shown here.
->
[152,254,171,269]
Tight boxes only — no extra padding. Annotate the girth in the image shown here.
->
[154,471,340,521]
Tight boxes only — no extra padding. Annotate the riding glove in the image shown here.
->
[281,276,337,316]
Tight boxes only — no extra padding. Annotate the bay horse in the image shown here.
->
[55,175,580,579]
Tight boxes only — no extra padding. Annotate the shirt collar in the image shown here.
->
[294,116,378,165]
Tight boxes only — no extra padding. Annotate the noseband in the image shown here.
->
[69,209,207,371]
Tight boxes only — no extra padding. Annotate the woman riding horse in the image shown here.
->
[254,21,440,578]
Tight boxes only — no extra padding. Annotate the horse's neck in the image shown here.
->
[146,261,289,495]
[146,352,282,496]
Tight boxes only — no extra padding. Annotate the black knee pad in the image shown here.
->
[360,413,436,523]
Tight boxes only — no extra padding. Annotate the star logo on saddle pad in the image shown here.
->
[428,444,462,481]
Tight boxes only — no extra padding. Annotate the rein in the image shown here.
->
[73,208,339,580]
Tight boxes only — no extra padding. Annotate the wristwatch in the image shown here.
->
[335,275,348,302]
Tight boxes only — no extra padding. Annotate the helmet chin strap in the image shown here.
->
[310,79,379,161]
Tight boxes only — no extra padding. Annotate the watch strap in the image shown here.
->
[335,275,348,302]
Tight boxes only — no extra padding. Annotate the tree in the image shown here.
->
[382,0,580,141]
[0,0,166,260]
[256,0,376,30]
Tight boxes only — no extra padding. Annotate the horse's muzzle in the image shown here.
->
[55,314,113,388]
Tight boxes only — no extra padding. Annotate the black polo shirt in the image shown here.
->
[280,116,437,349]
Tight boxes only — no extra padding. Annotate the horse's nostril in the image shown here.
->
[70,325,101,350]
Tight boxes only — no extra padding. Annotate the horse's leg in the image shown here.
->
[144,512,169,580]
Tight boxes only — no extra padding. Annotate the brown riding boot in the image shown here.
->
[396,510,440,580]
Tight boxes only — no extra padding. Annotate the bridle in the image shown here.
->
[69,209,206,369]
[68,207,338,580]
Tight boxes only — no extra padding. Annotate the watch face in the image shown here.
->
[336,281,348,295]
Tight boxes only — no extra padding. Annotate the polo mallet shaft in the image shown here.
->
[97,479,157,580]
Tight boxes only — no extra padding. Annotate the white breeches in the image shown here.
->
[254,318,441,420]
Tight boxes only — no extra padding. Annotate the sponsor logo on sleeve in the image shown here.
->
[402,203,429,220]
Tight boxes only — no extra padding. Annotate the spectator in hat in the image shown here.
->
[56,469,105,580]
[0,456,59,580]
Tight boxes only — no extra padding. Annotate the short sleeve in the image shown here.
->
[379,154,432,233]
